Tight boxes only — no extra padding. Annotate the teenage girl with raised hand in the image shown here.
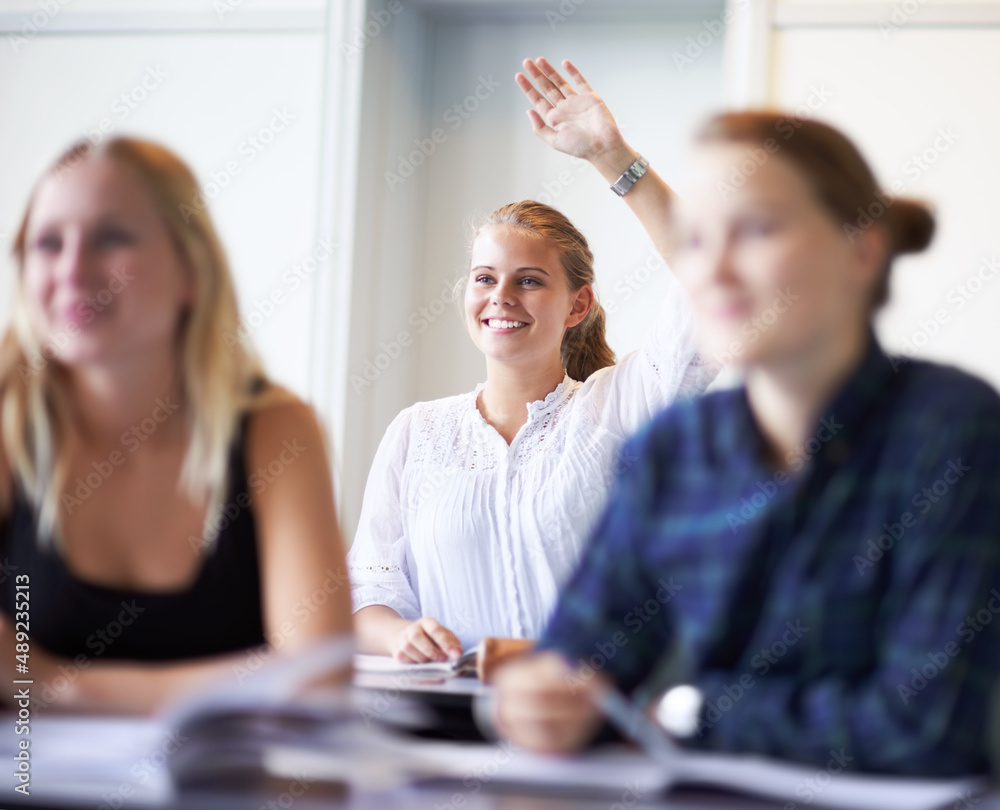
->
[349,58,714,662]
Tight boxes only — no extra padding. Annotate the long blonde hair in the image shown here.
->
[0,137,268,548]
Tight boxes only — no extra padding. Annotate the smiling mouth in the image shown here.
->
[483,318,527,330]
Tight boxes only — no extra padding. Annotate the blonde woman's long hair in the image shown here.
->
[0,137,269,549]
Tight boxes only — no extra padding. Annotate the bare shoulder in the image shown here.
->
[244,384,330,472]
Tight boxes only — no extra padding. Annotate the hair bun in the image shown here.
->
[889,198,935,255]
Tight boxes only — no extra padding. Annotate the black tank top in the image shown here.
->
[0,411,265,661]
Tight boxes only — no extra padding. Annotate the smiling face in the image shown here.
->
[19,157,193,368]
[671,142,882,370]
[465,225,592,372]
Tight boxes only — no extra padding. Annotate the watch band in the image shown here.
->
[610,155,650,197]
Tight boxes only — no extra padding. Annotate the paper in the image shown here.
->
[353,651,477,678]
[0,715,175,807]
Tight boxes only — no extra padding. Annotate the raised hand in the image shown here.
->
[517,56,678,262]
[515,58,629,168]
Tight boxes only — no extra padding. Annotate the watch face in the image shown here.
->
[655,684,703,738]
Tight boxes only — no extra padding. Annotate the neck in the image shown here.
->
[745,325,869,468]
[479,356,566,443]
[64,344,185,447]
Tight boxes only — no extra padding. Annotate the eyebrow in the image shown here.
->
[471,265,551,277]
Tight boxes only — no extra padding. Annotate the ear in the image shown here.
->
[566,284,594,328]
[849,222,891,294]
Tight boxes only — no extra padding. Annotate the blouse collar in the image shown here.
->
[471,373,577,423]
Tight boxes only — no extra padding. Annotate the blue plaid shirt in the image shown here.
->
[541,335,1000,776]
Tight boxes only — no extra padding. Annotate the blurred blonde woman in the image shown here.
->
[0,138,351,713]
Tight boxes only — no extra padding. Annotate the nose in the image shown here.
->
[56,233,92,289]
[491,277,517,307]
[704,235,739,287]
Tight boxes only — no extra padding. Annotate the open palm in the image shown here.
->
[515,58,623,162]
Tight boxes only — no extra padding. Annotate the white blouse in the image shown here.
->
[347,280,714,650]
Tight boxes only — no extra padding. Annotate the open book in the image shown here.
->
[354,649,478,678]
[354,637,535,682]
[265,673,993,810]
[266,733,992,810]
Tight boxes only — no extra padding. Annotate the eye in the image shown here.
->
[34,234,61,254]
[739,219,777,238]
[94,227,133,248]
[519,277,542,287]
[474,274,494,285]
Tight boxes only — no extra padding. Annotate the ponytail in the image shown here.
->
[562,300,615,382]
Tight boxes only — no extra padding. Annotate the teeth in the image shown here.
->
[487,319,525,330]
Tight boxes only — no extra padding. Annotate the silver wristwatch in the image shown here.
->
[610,155,650,197]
